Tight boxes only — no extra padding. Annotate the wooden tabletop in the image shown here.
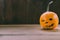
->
[0,24,60,40]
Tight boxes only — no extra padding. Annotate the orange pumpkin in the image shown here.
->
[39,1,59,30]
[40,11,59,30]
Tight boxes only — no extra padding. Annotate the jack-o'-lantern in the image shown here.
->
[39,1,59,30]
[40,11,59,30]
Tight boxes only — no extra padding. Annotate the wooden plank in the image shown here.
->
[0,0,4,23]
[4,0,13,23]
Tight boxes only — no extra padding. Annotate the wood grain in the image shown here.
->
[0,24,59,40]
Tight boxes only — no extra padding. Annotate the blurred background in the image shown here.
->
[0,0,60,24]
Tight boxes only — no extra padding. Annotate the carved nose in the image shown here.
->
[45,22,48,24]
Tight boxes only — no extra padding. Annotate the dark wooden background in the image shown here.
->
[0,0,60,24]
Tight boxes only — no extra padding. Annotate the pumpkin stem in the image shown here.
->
[47,1,53,11]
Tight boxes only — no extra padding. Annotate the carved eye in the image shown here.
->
[42,20,45,22]
[49,18,53,20]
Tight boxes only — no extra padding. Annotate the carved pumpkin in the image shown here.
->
[40,11,59,30]
[39,1,59,30]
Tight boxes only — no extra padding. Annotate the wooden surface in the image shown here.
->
[0,24,60,40]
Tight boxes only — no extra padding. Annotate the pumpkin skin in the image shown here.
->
[40,11,59,30]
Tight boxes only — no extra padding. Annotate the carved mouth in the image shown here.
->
[49,23,54,27]
[43,23,54,30]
